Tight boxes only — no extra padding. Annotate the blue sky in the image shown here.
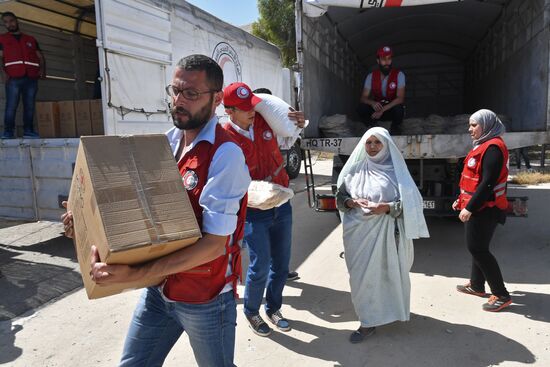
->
[186,0,259,26]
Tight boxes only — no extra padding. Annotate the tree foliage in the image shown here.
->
[252,0,296,68]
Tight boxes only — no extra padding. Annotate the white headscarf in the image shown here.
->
[337,127,429,240]
[470,109,506,147]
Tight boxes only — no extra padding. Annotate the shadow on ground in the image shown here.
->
[0,319,23,364]
[270,314,535,367]
[413,187,550,285]
[0,245,82,322]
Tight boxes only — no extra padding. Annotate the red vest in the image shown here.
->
[163,124,248,304]
[371,69,400,103]
[458,137,509,211]
[0,33,41,79]
[223,114,289,188]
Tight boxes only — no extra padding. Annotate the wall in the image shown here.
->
[301,14,365,137]
[465,0,549,132]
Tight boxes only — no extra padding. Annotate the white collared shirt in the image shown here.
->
[228,120,254,141]
[166,116,251,237]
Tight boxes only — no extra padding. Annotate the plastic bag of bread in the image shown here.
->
[247,180,294,210]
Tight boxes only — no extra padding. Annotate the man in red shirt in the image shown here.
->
[0,12,45,139]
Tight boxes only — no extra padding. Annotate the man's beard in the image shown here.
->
[171,96,213,130]
[379,63,392,76]
[7,25,19,33]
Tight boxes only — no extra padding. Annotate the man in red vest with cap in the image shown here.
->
[222,82,305,338]
[358,45,405,135]
[0,12,45,139]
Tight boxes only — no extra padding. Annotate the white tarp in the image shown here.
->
[171,5,284,122]
[303,0,461,17]
[106,52,167,114]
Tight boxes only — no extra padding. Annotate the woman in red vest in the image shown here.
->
[453,109,512,312]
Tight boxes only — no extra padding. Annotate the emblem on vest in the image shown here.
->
[236,86,249,99]
[262,130,273,140]
[467,157,476,168]
[389,82,397,90]
[26,42,33,48]
[183,170,199,190]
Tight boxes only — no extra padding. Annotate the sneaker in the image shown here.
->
[1,132,15,139]
[23,131,40,139]
[349,326,376,344]
[246,314,272,337]
[482,295,512,312]
[287,271,299,281]
[456,283,488,297]
[266,310,291,332]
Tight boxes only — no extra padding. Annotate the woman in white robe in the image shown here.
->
[336,127,429,343]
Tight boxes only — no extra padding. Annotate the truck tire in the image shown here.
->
[285,141,302,179]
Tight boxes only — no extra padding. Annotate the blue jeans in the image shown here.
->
[3,76,38,134]
[119,287,237,367]
[243,201,292,317]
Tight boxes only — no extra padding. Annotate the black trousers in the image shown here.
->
[357,103,404,135]
[465,206,509,297]
[515,148,531,169]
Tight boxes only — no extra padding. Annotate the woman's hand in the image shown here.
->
[366,202,390,215]
[459,208,472,222]
[345,198,370,209]
[452,199,460,211]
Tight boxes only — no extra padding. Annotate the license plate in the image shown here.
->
[423,200,435,209]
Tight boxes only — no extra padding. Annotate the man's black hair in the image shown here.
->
[252,88,272,95]
[2,12,17,20]
[176,54,223,91]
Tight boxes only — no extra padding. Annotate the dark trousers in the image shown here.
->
[465,206,509,298]
[3,76,38,134]
[515,148,531,169]
[357,102,404,135]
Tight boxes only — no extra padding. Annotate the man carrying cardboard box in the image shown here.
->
[63,54,250,367]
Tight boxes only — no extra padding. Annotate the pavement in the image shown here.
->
[1,158,549,367]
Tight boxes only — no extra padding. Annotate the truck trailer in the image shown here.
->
[296,0,550,215]
[0,0,291,221]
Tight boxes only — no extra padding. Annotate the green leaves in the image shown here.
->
[252,0,297,67]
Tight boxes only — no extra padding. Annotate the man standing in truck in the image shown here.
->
[358,46,405,135]
[0,12,44,139]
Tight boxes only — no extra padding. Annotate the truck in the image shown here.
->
[0,0,296,221]
[296,0,550,215]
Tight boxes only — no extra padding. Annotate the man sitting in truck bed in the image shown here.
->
[357,46,405,135]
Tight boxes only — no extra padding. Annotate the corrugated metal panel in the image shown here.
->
[0,141,35,219]
[0,139,78,221]
[100,0,172,64]
[31,139,79,221]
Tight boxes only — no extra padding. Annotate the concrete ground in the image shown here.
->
[0,159,549,367]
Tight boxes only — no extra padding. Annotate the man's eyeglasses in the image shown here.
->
[165,85,218,101]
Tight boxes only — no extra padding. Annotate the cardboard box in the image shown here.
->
[90,99,104,135]
[58,101,77,138]
[68,135,201,299]
[75,100,93,136]
[35,102,60,138]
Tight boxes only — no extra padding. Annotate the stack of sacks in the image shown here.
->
[247,181,294,210]
[319,113,512,136]
[319,114,367,137]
